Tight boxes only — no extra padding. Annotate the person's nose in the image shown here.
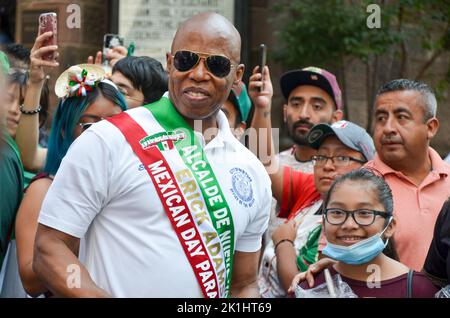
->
[298,104,311,121]
[322,157,336,172]
[189,58,211,82]
[8,101,20,116]
[340,213,359,230]
[382,116,397,136]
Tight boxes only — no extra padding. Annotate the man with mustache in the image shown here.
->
[262,67,344,243]
[279,67,344,169]
[366,79,450,271]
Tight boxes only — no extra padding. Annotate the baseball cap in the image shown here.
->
[307,120,375,161]
[280,66,342,110]
[228,82,252,122]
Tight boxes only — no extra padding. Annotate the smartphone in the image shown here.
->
[102,34,124,73]
[38,12,57,61]
[259,44,267,92]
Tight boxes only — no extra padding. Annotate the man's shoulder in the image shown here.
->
[227,139,267,170]
[278,147,294,157]
[218,140,271,191]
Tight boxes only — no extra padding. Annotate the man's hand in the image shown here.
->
[29,31,59,84]
[248,66,273,111]
[288,257,337,292]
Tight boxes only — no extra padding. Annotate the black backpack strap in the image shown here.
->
[407,269,414,298]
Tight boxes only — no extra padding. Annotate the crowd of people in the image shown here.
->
[0,12,449,298]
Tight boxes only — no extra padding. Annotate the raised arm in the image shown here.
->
[248,66,284,203]
[15,32,58,171]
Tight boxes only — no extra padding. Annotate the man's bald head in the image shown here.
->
[172,12,241,63]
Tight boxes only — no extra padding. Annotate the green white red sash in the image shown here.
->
[107,97,235,298]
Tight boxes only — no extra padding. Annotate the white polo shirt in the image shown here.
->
[38,106,272,298]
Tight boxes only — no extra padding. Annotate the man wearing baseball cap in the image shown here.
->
[250,65,344,247]
[278,66,344,170]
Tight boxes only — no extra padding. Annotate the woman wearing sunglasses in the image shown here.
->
[294,169,437,297]
[13,32,127,297]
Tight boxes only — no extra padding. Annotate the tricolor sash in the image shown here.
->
[108,97,235,298]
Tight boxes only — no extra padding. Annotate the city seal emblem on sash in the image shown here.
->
[230,167,255,208]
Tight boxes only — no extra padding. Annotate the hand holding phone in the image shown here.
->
[38,12,57,61]
[259,44,267,92]
[102,34,124,73]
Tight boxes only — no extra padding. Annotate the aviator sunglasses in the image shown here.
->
[172,50,234,78]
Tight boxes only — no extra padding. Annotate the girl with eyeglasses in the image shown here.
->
[293,169,437,297]
[12,31,127,297]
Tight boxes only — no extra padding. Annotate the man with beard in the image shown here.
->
[278,67,343,171]
[258,67,343,243]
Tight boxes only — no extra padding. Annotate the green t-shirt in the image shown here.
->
[0,133,24,268]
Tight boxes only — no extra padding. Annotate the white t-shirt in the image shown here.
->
[38,107,272,298]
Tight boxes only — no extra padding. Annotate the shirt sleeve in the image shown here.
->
[38,130,114,238]
[423,199,450,286]
[235,171,272,253]
[279,165,319,218]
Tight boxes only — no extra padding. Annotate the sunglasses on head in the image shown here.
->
[172,50,234,78]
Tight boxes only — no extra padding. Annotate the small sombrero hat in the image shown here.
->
[55,64,105,98]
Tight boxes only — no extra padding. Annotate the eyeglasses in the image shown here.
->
[172,50,234,78]
[312,155,366,167]
[324,208,390,226]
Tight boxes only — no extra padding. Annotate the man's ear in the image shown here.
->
[426,117,439,140]
[234,64,245,84]
[283,104,288,123]
[332,110,344,123]
[234,121,247,139]
[166,52,172,72]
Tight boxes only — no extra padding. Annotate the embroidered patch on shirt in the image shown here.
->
[229,167,255,208]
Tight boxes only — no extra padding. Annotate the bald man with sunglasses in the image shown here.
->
[33,13,271,298]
